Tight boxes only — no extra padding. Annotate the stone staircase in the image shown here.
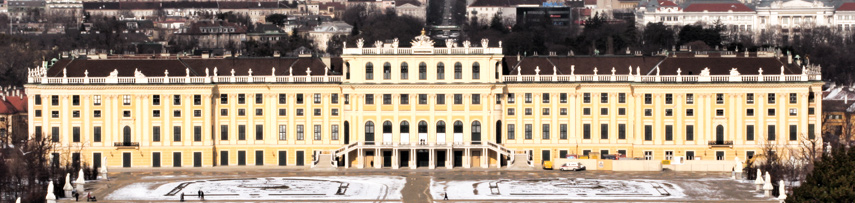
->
[507,150,534,170]
[311,151,337,170]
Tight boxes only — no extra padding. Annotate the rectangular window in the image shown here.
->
[508,108,515,115]
[51,127,59,142]
[542,108,550,115]
[789,125,798,141]
[437,94,445,104]
[255,125,264,140]
[237,94,246,104]
[247,93,260,105]
[314,125,322,140]
[768,108,776,116]
[525,108,532,115]
[194,95,202,105]
[314,93,321,104]
[747,109,754,116]
[665,151,674,160]
[644,94,652,104]
[619,93,626,103]
[296,109,303,116]
[453,94,463,104]
[35,94,41,105]
[297,125,304,140]
[194,126,202,142]
[220,125,228,141]
[644,109,652,116]
[789,93,797,104]
[173,110,181,117]
[583,93,591,103]
[616,108,624,115]
[665,94,673,104]
[314,109,321,116]
[150,126,161,142]
[686,109,694,116]
[542,124,550,139]
[716,109,724,116]
[279,94,287,104]
[173,95,181,105]
[583,108,591,115]
[194,110,202,117]
[600,123,608,139]
[560,124,567,139]
[686,125,694,141]
[747,125,755,141]
[809,108,815,115]
[51,111,59,118]
[686,151,695,161]
[35,110,42,117]
[560,108,567,115]
[472,94,480,104]
[173,126,182,142]
[600,93,608,103]
[716,93,724,104]
[496,94,502,104]
[644,151,653,160]
[525,93,532,103]
[73,111,80,118]
[297,94,304,104]
[218,109,227,116]
[618,124,626,139]
[665,109,673,116]
[789,108,797,116]
[644,125,652,141]
[279,125,287,140]
[583,124,591,139]
[808,124,816,139]
[72,95,80,106]
[220,94,228,104]
[768,125,776,141]
[665,125,673,141]
[331,125,339,140]
[72,127,80,142]
[332,109,339,116]
[747,93,754,104]
[508,93,515,103]
[238,125,246,140]
[542,93,550,103]
[93,126,102,142]
[524,124,532,139]
[418,94,428,104]
[345,94,350,104]
[122,95,131,105]
[51,95,59,106]
[401,94,409,104]
[686,94,694,104]
[507,124,515,140]
[600,108,608,115]
[560,93,568,103]
[365,94,374,104]
[768,93,776,104]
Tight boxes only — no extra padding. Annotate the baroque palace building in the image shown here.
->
[25,32,824,169]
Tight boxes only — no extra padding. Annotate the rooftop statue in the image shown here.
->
[411,28,435,48]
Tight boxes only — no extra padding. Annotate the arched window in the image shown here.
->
[437,121,446,133]
[345,62,351,80]
[365,121,375,144]
[472,121,481,143]
[365,62,374,80]
[472,62,480,79]
[123,126,131,143]
[716,125,724,145]
[400,62,409,80]
[454,62,462,79]
[418,121,428,133]
[454,121,463,133]
[383,121,393,133]
[419,62,427,80]
[383,62,391,80]
[437,62,445,80]
[400,121,409,133]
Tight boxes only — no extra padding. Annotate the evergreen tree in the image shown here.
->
[787,147,855,202]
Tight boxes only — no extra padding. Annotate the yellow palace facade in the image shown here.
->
[25,33,823,169]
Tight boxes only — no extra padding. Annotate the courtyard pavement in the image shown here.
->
[63,167,780,203]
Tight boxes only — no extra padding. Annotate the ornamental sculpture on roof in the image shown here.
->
[411,28,435,48]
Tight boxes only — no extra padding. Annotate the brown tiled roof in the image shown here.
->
[47,57,339,78]
[684,3,753,12]
[0,90,27,114]
[506,54,801,76]
[505,56,664,75]
[839,2,855,11]
[469,0,543,7]
[823,100,852,112]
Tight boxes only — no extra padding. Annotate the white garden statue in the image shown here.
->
[75,169,85,194]
[46,181,56,203]
[99,156,108,180]
[63,173,73,197]
[778,180,787,200]
[763,172,773,197]
[754,169,764,191]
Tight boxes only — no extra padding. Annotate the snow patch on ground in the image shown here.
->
[431,177,685,200]
[107,176,405,201]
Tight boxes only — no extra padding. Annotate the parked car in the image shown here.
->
[559,162,586,171]
[542,160,553,170]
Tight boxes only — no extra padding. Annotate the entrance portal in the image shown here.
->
[417,150,429,167]
[436,150,447,167]
[453,151,463,167]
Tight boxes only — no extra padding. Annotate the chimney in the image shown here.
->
[788,54,792,64]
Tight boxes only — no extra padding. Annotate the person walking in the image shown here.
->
[180,192,184,202]
[201,190,205,200]
[198,190,202,198]
[443,192,449,200]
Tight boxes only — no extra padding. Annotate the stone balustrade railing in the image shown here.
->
[29,75,343,84]
[502,74,821,83]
